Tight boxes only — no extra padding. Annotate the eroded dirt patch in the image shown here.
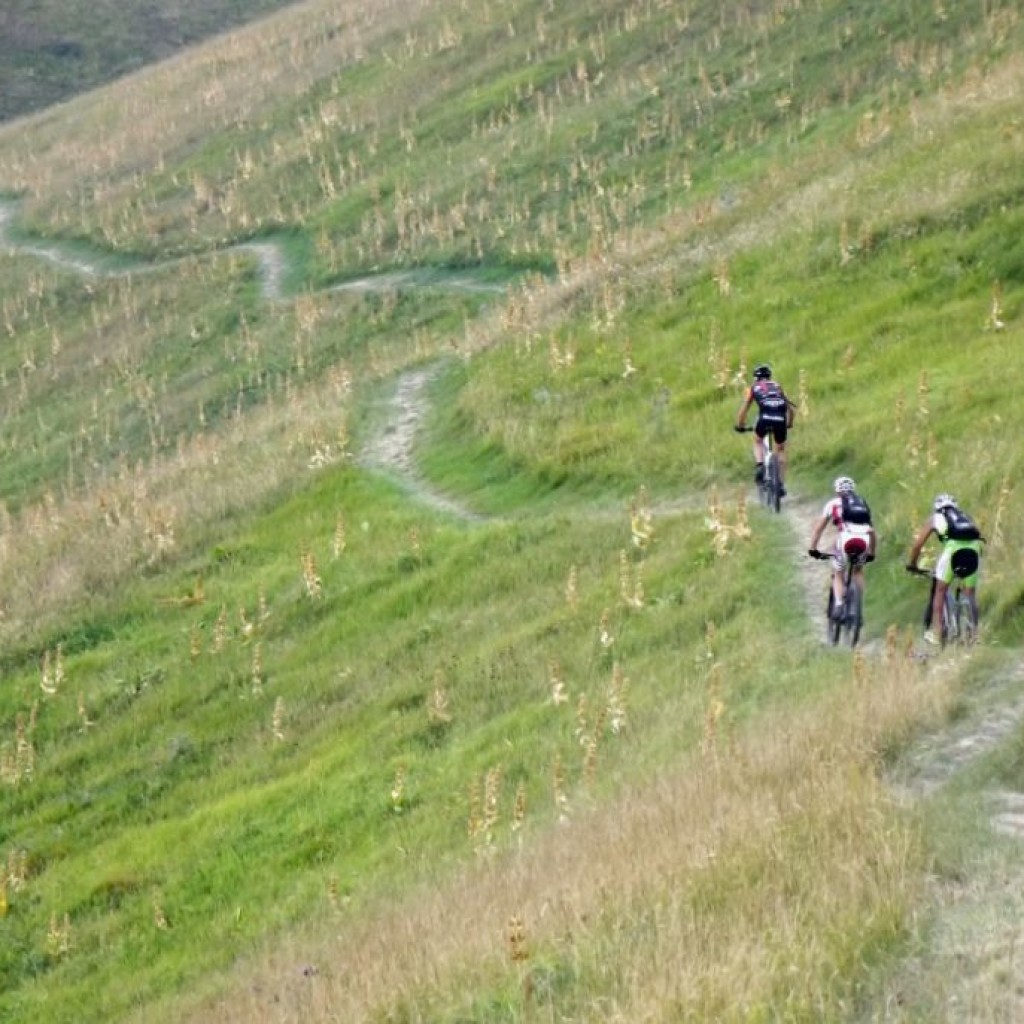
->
[357,363,481,521]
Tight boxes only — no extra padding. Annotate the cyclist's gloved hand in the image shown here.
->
[733,424,746,433]
[904,562,917,573]
[808,548,821,559]
[866,553,876,563]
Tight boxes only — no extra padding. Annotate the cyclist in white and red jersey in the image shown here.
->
[734,363,797,495]
[808,476,877,620]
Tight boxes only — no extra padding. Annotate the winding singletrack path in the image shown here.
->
[0,198,507,303]
[6,196,1024,816]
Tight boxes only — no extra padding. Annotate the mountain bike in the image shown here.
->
[907,563,979,647]
[736,426,782,512]
[810,541,870,646]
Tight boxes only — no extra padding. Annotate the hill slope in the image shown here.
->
[0,0,305,124]
[1,0,1024,1021]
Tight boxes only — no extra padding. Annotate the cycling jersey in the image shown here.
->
[821,497,873,570]
[930,511,982,587]
[744,380,792,443]
[821,497,871,533]
[745,381,789,422]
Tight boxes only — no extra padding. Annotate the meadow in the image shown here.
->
[1,0,1024,1020]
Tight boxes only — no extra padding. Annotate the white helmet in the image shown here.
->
[933,493,956,511]
[833,476,855,494]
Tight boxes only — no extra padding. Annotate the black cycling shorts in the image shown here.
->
[950,547,980,580]
[755,417,788,444]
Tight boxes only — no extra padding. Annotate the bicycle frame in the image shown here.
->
[827,538,867,646]
[912,568,978,647]
[738,426,782,512]
[813,538,867,647]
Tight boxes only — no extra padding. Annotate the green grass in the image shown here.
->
[1,0,1024,1021]
[0,459,806,1022]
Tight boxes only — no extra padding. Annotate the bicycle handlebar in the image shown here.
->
[807,549,830,560]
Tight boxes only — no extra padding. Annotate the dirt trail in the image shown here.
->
[9,185,1023,783]
[784,494,834,643]
[779,486,1024,841]
[780,490,891,654]
[10,191,1024,1014]
[8,190,1024,819]
[356,363,484,521]
[0,198,506,304]
[364,377,1024,816]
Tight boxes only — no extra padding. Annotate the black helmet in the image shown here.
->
[753,363,772,380]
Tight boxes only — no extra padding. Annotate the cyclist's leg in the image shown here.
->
[930,543,956,640]
[773,423,788,490]
[830,546,846,611]
[924,577,936,629]
[932,580,950,639]
[752,422,766,476]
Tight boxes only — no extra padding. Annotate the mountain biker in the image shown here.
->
[808,476,877,620]
[905,493,984,645]
[734,363,797,496]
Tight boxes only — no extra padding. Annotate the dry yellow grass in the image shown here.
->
[0,0,428,209]
[0,280,411,647]
[177,646,949,1023]
[1,6,1021,1019]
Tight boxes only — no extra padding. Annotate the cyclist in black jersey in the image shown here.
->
[734,364,797,495]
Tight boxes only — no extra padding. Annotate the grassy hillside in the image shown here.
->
[0,0,304,124]
[1,0,1024,1021]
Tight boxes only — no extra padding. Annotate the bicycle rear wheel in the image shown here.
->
[961,591,979,645]
[844,579,863,647]
[764,454,781,513]
[941,590,958,648]
[826,589,841,646]
[949,588,979,647]
[758,456,771,509]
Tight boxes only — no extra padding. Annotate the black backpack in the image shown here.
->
[841,491,872,526]
[941,505,982,541]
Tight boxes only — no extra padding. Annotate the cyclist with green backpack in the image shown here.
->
[905,493,984,645]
